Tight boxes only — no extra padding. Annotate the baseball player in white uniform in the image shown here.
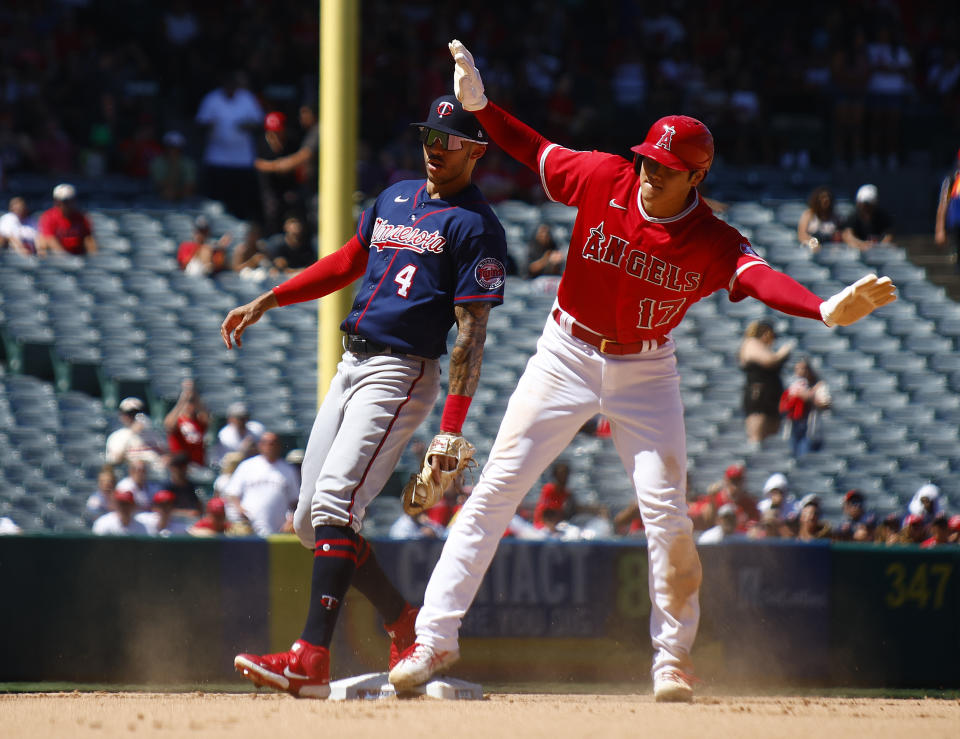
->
[389,40,897,702]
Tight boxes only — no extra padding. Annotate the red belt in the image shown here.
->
[551,308,666,356]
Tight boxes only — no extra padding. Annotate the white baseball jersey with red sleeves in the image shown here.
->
[540,146,766,342]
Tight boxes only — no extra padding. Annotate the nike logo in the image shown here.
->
[394,195,410,203]
[283,667,310,680]
[609,198,627,210]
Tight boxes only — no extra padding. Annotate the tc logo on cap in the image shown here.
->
[436,101,455,117]
[655,124,676,151]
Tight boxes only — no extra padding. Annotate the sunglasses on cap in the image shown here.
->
[418,127,483,151]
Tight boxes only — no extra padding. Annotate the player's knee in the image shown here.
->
[666,535,703,599]
[293,506,314,548]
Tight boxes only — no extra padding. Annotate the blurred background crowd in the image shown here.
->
[1,1,960,543]
[0,0,958,209]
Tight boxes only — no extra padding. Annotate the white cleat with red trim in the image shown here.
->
[388,643,460,692]
[653,669,695,703]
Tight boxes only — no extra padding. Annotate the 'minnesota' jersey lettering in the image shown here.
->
[540,146,765,341]
[343,180,507,358]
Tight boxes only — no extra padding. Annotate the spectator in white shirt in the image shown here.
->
[0,516,22,535]
[104,397,166,473]
[195,70,264,221]
[115,457,162,511]
[86,463,119,515]
[224,432,299,537]
[92,489,149,536]
[389,512,445,540]
[135,489,192,537]
[212,401,265,464]
[0,196,38,255]
[698,504,740,544]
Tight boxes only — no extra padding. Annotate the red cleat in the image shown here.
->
[234,639,330,699]
[384,603,419,670]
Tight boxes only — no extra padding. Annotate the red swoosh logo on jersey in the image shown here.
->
[372,241,430,254]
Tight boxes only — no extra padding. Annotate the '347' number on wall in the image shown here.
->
[884,562,953,609]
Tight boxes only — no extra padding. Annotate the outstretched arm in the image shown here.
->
[220,236,367,349]
[255,146,313,174]
[736,265,823,321]
[737,264,896,327]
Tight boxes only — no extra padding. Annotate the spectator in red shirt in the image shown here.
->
[188,497,252,537]
[950,515,960,544]
[533,461,575,528]
[36,183,98,256]
[163,379,209,466]
[426,476,470,528]
[921,513,952,548]
[177,215,230,276]
[688,463,760,532]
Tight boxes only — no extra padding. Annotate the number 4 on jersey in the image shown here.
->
[394,264,418,298]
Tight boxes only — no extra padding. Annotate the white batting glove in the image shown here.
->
[820,274,897,327]
[448,39,488,111]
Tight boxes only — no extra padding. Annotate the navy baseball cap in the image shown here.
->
[411,95,487,144]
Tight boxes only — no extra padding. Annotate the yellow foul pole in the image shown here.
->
[318,0,358,400]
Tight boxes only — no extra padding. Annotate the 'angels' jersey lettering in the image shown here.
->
[540,147,765,342]
[582,221,702,292]
[343,180,507,359]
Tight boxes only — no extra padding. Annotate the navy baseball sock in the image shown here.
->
[351,535,407,624]
[300,525,360,647]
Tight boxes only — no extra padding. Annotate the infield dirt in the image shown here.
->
[3,692,959,739]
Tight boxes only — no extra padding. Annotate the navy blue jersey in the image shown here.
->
[341,180,507,359]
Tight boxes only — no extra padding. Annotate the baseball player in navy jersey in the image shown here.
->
[389,40,897,702]
[223,94,507,698]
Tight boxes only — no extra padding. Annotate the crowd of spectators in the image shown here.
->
[1,1,959,218]
[1,3,958,545]
[680,465,960,547]
[51,384,305,539]
[0,180,317,281]
[796,182,896,252]
[381,455,960,547]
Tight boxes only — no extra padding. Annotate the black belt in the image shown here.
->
[343,334,394,355]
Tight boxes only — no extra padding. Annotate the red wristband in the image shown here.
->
[440,394,472,433]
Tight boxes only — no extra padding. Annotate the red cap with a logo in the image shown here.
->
[632,115,714,172]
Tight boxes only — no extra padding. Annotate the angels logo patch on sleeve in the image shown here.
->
[740,243,760,258]
[475,258,506,290]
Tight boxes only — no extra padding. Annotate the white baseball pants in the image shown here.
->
[416,316,702,677]
[293,351,440,543]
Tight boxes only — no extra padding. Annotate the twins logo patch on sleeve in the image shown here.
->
[475,257,506,289]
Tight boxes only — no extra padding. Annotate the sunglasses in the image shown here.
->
[418,127,482,151]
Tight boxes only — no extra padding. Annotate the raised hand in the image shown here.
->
[448,39,488,111]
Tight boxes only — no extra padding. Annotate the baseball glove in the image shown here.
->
[401,432,476,516]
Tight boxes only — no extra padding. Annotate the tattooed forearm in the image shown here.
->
[448,303,491,396]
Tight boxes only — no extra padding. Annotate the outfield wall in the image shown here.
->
[0,535,956,688]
